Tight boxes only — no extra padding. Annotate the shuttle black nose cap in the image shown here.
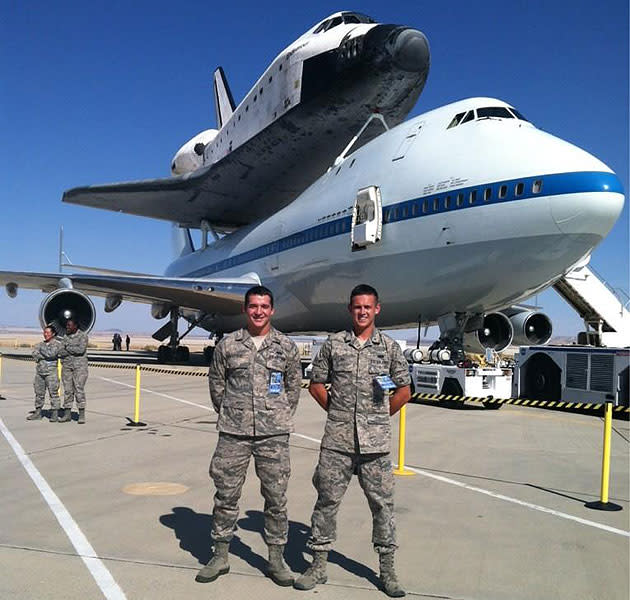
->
[392,28,430,72]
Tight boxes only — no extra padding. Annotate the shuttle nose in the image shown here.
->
[390,28,430,72]
[363,25,430,74]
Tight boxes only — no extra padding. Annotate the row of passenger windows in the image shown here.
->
[209,178,544,271]
[383,179,543,222]
[447,106,530,129]
[213,220,349,271]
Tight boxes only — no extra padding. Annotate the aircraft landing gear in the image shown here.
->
[154,308,197,364]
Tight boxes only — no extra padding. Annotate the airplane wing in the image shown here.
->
[0,270,260,315]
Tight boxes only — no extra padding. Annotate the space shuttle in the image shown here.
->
[64,11,430,230]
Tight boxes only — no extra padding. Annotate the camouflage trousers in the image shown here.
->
[61,362,88,409]
[33,371,60,410]
[210,432,290,545]
[307,448,397,554]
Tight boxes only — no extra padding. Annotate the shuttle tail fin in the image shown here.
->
[213,67,236,129]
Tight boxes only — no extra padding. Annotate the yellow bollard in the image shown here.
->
[585,402,622,511]
[0,354,5,400]
[128,364,146,427]
[393,404,415,476]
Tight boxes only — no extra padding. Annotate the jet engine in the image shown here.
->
[39,289,95,335]
[463,312,514,353]
[170,129,219,175]
[506,310,553,346]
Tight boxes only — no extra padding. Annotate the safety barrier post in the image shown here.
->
[585,402,622,511]
[127,364,147,427]
[0,354,5,399]
[393,404,415,476]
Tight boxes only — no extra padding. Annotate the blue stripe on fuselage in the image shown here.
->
[185,171,623,278]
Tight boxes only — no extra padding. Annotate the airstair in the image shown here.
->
[553,263,630,347]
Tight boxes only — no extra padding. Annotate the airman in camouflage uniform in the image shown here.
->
[295,284,411,598]
[59,319,89,424]
[196,285,302,587]
[28,326,65,422]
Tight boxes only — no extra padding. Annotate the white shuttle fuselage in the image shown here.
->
[165,97,624,333]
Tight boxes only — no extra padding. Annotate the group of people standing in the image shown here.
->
[112,332,130,351]
[28,319,89,424]
[26,282,411,596]
[197,283,411,597]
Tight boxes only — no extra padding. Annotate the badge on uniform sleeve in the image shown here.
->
[375,375,396,390]
[269,371,283,394]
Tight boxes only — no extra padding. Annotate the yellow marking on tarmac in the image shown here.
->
[122,482,189,496]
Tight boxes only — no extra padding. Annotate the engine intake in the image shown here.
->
[508,311,552,346]
[40,289,95,336]
[464,312,513,353]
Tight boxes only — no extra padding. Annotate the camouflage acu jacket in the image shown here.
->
[32,338,65,376]
[61,330,89,367]
[208,327,302,437]
[310,329,411,454]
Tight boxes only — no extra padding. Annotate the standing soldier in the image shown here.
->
[59,319,89,424]
[295,284,411,597]
[196,285,302,587]
[27,326,65,422]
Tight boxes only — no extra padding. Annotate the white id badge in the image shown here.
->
[269,372,283,394]
[374,375,396,390]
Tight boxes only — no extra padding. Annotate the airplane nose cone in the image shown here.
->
[391,28,430,72]
[550,173,624,237]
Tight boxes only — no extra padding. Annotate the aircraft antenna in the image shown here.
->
[416,314,422,349]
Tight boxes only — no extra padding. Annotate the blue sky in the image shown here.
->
[1,0,628,337]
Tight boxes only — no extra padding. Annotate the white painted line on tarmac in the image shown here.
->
[97,376,212,411]
[0,417,127,600]
[406,465,629,538]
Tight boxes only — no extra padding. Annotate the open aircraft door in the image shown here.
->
[351,186,382,251]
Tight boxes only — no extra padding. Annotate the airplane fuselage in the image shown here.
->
[165,98,625,333]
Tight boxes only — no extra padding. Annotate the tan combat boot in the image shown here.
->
[379,551,406,597]
[49,409,58,423]
[58,409,71,422]
[27,408,42,420]
[78,409,86,424]
[266,544,293,586]
[294,550,328,590]
[195,541,230,583]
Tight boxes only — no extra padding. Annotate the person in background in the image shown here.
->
[59,319,89,424]
[28,326,64,422]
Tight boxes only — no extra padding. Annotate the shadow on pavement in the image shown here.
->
[159,507,379,586]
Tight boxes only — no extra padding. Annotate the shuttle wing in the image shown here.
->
[62,134,304,228]
[0,270,259,315]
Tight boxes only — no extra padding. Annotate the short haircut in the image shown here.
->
[349,284,379,303]
[44,325,55,334]
[245,285,274,308]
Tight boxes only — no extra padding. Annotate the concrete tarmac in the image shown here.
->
[0,358,628,600]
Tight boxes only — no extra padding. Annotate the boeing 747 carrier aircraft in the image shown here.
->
[1,96,624,361]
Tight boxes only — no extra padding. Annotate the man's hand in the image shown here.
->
[308,382,329,411]
[389,385,411,416]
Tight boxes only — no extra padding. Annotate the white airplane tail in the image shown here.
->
[213,67,236,128]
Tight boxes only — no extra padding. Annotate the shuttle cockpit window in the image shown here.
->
[343,12,375,24]
[461,110,475,124]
